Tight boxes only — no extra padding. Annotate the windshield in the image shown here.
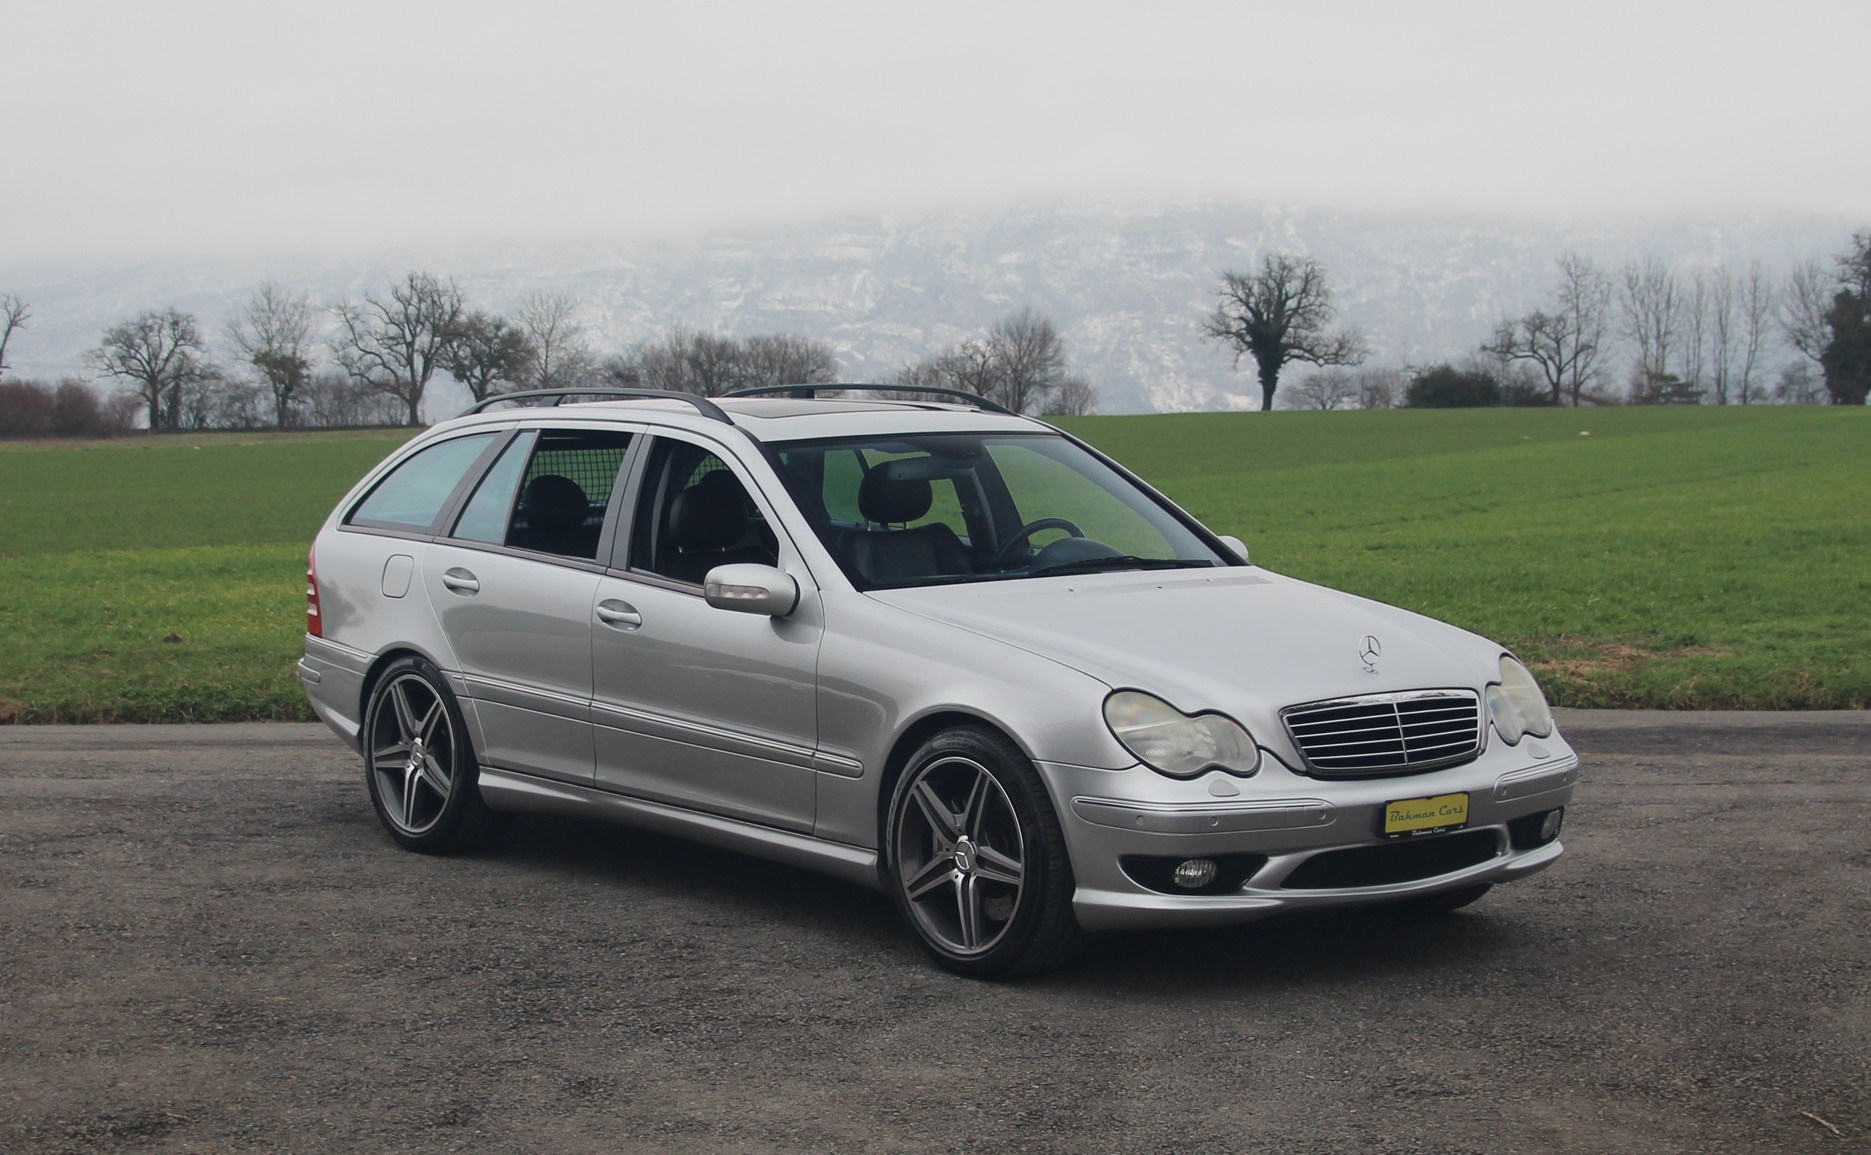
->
[771,432,1227,589]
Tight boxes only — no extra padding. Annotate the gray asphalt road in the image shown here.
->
[1,712,1866,1154]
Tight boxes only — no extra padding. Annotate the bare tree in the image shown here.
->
[1682,267,1712,400]
[610,328,760,397]
[1203,253,1365,412]
[515,291,593,389]
[1040,377,1099,416]
[1620,257,1686,392]
[877,356,956,401]
[1354,366,1404,410]
[0,294,29,376]
[226,280,316,427]
[981,308,1070,414]
[1735,260,1775,405]
[1286,370,1356,410]
[301,367,404,428]
[87,309,215,430]
[1781,258,1833,367]
[440,310,533,402]
[1484,253,1614,406]
[893,308,1083,413]
[1705,265,1737,405]
[332,272,465,425]
[1773,360,1824,403]
[635,329,742,396]
[738,333,840,389]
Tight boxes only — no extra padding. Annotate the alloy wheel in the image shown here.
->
[892,755,1028,956]
[367,673,458,836]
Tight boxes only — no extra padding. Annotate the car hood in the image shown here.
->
[866,567,1504,738]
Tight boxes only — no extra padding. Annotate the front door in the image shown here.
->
[591,435,820,833]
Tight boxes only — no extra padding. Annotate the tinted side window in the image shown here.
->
[451,432,536,545]
[462,429,633,560]
[628,438,778,584]
[349,434,498,531]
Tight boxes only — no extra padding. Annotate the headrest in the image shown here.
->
[669,470,749,551]
[859,469,933,525]
[521,474,588,533]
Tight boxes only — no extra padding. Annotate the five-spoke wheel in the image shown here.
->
[362,656,498,853]
[886,727,1085,976]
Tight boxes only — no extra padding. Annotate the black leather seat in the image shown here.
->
[515,474,597,558]
[842,470,973,585]
[664,470,775,583]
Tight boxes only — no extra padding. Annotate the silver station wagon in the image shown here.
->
[300,386,1576,977]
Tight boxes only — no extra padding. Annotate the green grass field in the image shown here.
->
[0,407,1865,722]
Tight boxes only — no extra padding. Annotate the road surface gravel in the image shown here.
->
[1,710,1866,1153]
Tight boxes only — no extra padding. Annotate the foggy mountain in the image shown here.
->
[2,201,1853,415]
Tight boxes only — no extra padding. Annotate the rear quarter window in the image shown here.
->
[347,433,499,531]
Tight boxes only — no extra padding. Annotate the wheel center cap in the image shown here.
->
[952,838,978,875]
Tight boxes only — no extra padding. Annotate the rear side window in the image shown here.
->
[451,433,536,544]
[449,428,634,560]
[348,434,498,531]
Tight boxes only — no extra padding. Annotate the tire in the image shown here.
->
[884,726,1086,978]
[1398,882,1493,915]
[361,655,502,854]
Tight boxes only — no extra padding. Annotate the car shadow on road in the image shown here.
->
[1061,906,1525,993]
[477,813,1530,990]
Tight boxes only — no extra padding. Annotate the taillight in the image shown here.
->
[306,546,323,638]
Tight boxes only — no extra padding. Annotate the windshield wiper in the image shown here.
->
[1025,556,1214,579]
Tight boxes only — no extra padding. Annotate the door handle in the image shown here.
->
[441,568,480,595]
[596,599,642,630]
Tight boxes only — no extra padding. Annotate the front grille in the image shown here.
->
[1282,689,1483,778]
[1281,829,1499,889]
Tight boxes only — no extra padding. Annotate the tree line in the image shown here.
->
[0,276,1100,437]
[1210,229,1871,410]
[5,227,1867,436]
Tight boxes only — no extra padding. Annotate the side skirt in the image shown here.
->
[476,766,884,893]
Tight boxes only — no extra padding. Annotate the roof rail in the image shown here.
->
[719,383,1019,417]
[460,388,731,423]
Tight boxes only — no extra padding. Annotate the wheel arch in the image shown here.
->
[358,646,479,761]
[874,708,1030,878]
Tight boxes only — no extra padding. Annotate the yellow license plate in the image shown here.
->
[1382,792,1470,838]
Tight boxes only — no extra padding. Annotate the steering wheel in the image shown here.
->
[989,518,1085,568]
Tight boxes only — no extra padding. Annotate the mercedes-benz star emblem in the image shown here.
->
[1358,635,1382,673]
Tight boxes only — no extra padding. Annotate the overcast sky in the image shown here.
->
[6,0,1868,265]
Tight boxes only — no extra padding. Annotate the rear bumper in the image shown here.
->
[299,635,370,752]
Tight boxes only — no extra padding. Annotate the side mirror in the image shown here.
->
[703,563,800,617]
[1218,535,1251,564]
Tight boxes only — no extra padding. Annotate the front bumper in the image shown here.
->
[1039,746,1578,932]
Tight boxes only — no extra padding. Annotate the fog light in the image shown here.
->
[1172,858,1218,889]
[1540,808,1565,841]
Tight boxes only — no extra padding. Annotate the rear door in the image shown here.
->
[423,426,638,785]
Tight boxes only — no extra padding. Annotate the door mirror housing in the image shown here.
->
[703,563,800,617]
[1218,535,1250,564]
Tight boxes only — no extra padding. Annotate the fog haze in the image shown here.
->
[7,0,1868,263]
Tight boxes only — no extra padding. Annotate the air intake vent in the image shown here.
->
[1281,690,1483,778]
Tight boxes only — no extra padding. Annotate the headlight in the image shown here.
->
[1487,656,1553,744]
[1103,690,1259,778]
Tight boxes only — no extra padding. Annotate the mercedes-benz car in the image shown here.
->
[299,385,1576,977]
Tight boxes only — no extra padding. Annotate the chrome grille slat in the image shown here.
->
[1281,689,1483,778]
